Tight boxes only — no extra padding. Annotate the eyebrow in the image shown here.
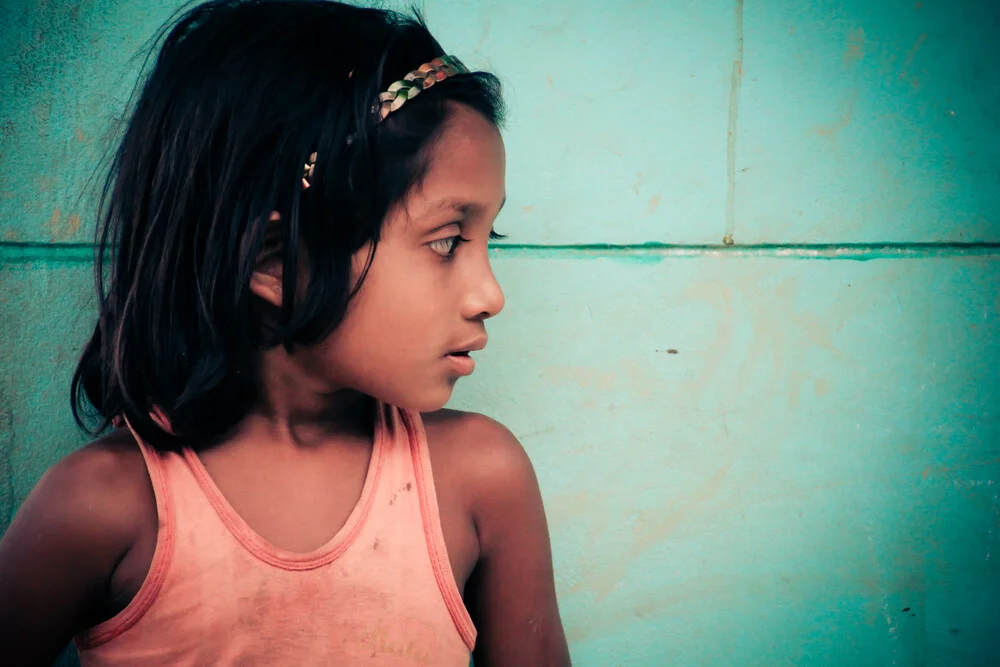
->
[426,196,507,219]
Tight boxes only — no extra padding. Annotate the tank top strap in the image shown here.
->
[76,423,176,649]
[389,406,477,649]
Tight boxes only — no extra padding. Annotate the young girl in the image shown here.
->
[0,1,570,664]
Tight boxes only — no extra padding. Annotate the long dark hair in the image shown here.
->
[71,0,505,451]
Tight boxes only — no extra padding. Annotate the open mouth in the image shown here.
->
[444,348,477,375]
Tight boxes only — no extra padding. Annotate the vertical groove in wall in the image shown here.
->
[724,0,745,247]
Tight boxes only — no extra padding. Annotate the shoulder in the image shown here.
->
[421,408,521,452]
[43,429,152,518]
[5,429,153,564]
[0,431,156,657]
[421,409,534,484]
[421,410,540,542]
[422,411,571,663]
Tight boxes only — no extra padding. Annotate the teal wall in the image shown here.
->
[2,1,998,665]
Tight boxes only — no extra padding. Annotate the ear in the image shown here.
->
[249,211,284,309]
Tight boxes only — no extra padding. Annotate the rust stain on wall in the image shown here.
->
[683,282,735,397]
[843,28,866,66]
[34,175,55,193]
[44,208,79,241]
[814,90,859,139]
[46,208,62,240]
[472,17,491,53]
[540,366,617,390]
[631,462,732,555]
[632,172,645,195]
[645,194,661,215]
[562,454,734,603]
[899,33,927,82]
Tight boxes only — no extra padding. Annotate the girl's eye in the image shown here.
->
[428,235,470,259]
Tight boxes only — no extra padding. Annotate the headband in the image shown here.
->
[301,55,469,189]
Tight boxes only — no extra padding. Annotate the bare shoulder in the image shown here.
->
[1,428,154,568]
[0,428,154,584]
[421,410,540,542]
[32,429,153,534]
[421,409,523,456]
[421,410,535,492]
[0,429,155,661]
[423,411,571,665]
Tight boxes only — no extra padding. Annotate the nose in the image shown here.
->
[463,261,505,321]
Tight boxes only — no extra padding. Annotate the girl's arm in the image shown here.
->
[0,438,150,666]
[463,417,572,667]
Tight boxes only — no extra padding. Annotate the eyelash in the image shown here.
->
[429,235,471,259]
[429,230,506,260]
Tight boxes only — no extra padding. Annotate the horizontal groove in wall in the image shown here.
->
[1,241,999,265]
[491,242,1000,261]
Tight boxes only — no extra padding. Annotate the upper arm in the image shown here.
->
[462,416,571,667]
[0,438,147,666]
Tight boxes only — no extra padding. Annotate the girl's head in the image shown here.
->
[72,0,507,449]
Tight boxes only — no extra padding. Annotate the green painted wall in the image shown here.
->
[1,1,998,665]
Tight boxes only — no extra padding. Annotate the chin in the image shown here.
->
[379,382,454,413]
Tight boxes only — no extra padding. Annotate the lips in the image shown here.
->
[445,351,476,376]
[444,337,486,376]
[446,336,487,357]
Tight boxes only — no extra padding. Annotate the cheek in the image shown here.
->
[317,247,444,380]
[312,283,455,411]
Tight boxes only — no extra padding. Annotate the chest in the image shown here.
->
[109,435,480,619]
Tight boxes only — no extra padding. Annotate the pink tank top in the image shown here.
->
[75,403,476,665]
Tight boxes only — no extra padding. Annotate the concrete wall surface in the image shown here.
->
[1,0,997,665]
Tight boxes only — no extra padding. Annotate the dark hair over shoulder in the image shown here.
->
[71,0,505,450]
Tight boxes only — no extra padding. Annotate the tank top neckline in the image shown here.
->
[179,403,389,571]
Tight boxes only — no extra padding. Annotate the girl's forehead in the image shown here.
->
[412,107,506,207]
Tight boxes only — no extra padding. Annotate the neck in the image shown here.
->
[243,346,375,448]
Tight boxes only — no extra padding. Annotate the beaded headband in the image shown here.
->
[301,55,469,190]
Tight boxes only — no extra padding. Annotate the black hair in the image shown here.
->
[71,0,505,450]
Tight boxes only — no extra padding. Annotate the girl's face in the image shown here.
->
[300,104,507,411]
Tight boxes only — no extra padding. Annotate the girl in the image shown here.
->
[0,1,570,665]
